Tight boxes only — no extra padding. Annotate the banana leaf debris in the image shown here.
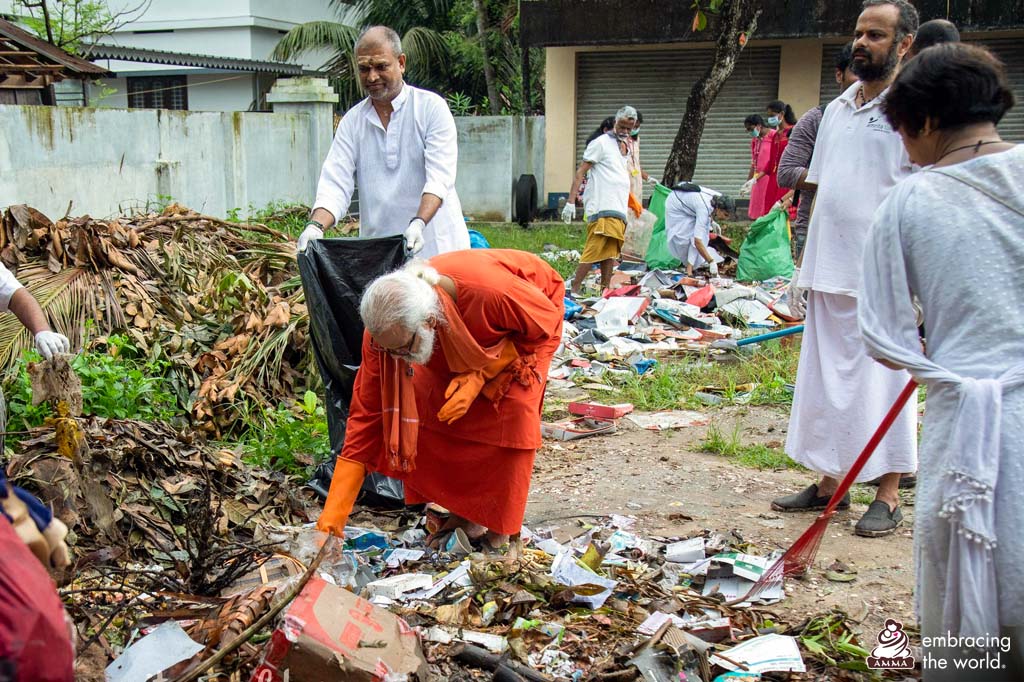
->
[2,205,876,681]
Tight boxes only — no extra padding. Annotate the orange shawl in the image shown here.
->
[379,286,537,472]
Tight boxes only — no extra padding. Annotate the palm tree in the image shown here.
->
[272,0,454,110]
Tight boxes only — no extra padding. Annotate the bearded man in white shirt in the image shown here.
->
[297,26,469,258]
[772,0,920,537]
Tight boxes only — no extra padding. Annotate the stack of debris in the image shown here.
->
[0,203,318,437]
[553,269,799,384]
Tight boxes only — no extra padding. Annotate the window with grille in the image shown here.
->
[127,75,188,110]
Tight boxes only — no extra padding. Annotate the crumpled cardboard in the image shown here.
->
[253,577,428,681]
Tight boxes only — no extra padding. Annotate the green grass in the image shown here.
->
[701,423,805,471]
[473,221,585,280]
[606,340,800,410]
[472,221,584,252]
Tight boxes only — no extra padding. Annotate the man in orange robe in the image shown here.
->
[318,249,564,547]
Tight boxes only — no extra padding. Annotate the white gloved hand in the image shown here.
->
[561,203,576,224]
[35,331,70,360]
[404,218,425,254]
[708,261,719,277]
[297,223,324,252]
[646,176,660,186]
[786,267,807,319]
[739,178,756,197]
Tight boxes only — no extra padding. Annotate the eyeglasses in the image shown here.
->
[369,330,418,357]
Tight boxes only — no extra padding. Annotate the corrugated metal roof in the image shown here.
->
[87,44,306,75]
[0,18,109,76]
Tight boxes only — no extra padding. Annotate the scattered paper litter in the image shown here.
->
[106,620,204,682]
[626,410,709,431]
[460,630,508,654]
[665,537,705,563]
[550,549,618,609]
[709,633,806,674]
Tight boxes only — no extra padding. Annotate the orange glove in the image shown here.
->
[316,458,366,537]
[437,342,521,424]
[437,371,486,424]
[628,192,643,218]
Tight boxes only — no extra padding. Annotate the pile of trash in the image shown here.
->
[553,267,798,378]
[97,496,884,681]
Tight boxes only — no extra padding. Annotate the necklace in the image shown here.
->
[935,139,1004,163]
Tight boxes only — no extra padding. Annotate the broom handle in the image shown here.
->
[735,324,804,347]
[823,378,918,515]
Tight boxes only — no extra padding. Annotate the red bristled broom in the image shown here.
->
[731,378,919,604]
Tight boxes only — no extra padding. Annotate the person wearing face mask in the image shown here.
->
[296,26,469,259]
[563,106,637,294]
[740,114,776,219]
[316,251,564,551]
[765,99,798,207]
[773,0,920,539]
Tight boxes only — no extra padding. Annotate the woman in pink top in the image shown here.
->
[744,114,776,219]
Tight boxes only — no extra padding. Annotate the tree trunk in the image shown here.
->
[473,0,502,115]
[662,1,762,187]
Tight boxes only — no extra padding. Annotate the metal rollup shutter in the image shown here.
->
[971,38,1024,142]
[819,43,847,107]
[820,38,1023,142]
[575,46,781,200]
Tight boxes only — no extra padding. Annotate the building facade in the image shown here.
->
[522,0,1024,205]
[1,0,348,110]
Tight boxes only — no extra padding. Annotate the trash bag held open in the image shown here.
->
[298,236,408,507]
[643,184,681,270]
[736,207,794,282]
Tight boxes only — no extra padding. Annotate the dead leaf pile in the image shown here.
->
[0,203,315,436]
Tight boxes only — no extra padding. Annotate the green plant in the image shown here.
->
[241,390,331,475]
[446,91,475,116]
[700,423,804,471]
[4,334,180,434]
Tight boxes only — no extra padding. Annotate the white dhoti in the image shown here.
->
[785,291,917,482]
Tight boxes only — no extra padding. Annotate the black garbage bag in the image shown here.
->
[298,236,408,508]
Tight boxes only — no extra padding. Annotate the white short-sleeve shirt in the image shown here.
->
[799,82,915,297]
[0,263,23,312]
[582,134,630,221]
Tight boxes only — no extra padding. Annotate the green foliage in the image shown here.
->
[4,334,178,434]
[240,390,331,476]
[15,0,147,55]
[799,612,878,675]
[446,91,475,116]
[700,423,803,471]
[273,0,543,114]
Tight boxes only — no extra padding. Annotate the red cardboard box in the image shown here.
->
[567,402,635,419]
[250,577,428,682]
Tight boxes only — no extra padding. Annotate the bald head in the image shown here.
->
[356,26,403,58]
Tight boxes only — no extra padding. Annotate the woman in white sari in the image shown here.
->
[859,43,1022,680]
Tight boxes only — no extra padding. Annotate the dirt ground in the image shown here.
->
[526,399,917,651]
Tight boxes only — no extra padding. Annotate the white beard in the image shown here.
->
[407,325,437,366]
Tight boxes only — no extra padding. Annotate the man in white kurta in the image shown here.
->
[297,26,469,258]
[772,1,918,537]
